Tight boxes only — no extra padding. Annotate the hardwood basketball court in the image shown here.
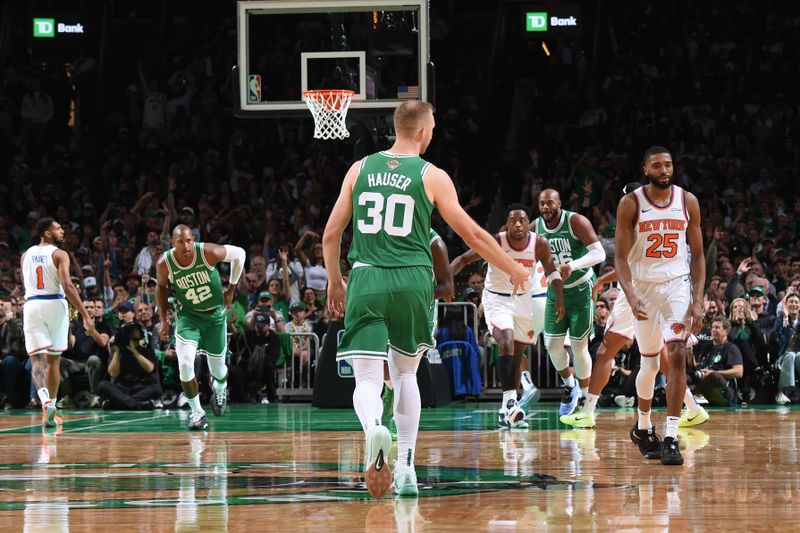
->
[0,403,797,531]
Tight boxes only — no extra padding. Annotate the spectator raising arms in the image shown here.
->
[266,244,304,303]
[294,231,327,298]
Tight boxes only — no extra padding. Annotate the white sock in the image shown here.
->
[684,389,700,412]
[37,387,51,406]
[584,393,600,415]
[502,390,517,410]
[562,375,576,389]
[580,386,588,398]
[520,371,534,391]
[638,409,651,431]
[352,358,384,433]
[665,416,680,439]
[388,349,422,468]
[187,394,204,415]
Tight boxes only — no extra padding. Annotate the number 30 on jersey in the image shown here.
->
[357,192,415,237]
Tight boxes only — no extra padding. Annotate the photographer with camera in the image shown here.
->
[97,321,162,409]
[245,291,285,333]
[688,316,743,407]
[235,312,281,404]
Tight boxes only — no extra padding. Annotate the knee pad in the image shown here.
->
[570,336,592,380]
[206,354,228,382]
[635,355,661,400]
[545,335,569,372]
[352,357,385,387]
[387,348,421,381]
[176,338,198,382]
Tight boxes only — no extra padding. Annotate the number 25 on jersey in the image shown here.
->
[645,233,678,258]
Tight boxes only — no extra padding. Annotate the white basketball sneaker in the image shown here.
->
[498,399,528,429]
[393,462,419,497]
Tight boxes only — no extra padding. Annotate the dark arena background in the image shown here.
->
[1,1,800,530]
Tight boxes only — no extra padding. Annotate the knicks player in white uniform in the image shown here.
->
[22,218,94,427]
[561,181,709,430]
[615,147,705,466]
[451,204,564,428]
[560,183,653,428]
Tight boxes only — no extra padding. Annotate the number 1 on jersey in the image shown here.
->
[35,265,44,289]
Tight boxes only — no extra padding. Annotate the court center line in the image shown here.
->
[62,412,170,433]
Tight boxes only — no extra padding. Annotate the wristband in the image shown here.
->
[546,271,562,283]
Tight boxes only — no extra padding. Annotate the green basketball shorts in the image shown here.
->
[544,277,595,341]
[337,265,435,360]
[175,307,228,358]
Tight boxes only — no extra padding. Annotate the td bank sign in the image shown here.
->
[33,18,85,38]
[526,12,578,32]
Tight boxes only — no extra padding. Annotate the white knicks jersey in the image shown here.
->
[484,231,538,294]
[22,244,64,298]
[628,185,690,283]
[531,262,548,296]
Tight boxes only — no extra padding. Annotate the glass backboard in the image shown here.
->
[236,0,430,116]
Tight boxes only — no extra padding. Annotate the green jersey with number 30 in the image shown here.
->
[165,242,225,310]
[348,151,434,268]
[535,210,591,287]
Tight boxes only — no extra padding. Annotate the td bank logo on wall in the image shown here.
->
[526,12,578,32]
[33,18,84,38]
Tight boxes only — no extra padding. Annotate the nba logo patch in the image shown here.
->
[248,74,261,102]
[386,159,401,170]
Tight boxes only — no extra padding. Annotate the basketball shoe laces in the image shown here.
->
[214,381,228,406]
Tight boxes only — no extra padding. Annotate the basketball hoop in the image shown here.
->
[302,89,355,140]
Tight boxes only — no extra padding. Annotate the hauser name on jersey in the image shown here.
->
[366,172,412,191]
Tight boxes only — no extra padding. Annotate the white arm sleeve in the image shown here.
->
[567,241,606,271]
[223,245,246,285]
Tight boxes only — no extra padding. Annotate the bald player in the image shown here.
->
[156,225,246,431]
[535,189,606,418]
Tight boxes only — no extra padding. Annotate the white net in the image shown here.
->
[302,90,355,140]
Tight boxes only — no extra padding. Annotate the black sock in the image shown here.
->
[497,355,515,391]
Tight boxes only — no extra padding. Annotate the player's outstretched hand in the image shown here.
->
[630,294,648,320]
[686,301,704,335]
[327,278,347,319]
[509,264,529,295]
[158,321,170,341]
[223,285,236,308]
[555,299,566,323]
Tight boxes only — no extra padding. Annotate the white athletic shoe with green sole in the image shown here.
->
[393,462,418,497]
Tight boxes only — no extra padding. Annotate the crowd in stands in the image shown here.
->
[2,0,800,409]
